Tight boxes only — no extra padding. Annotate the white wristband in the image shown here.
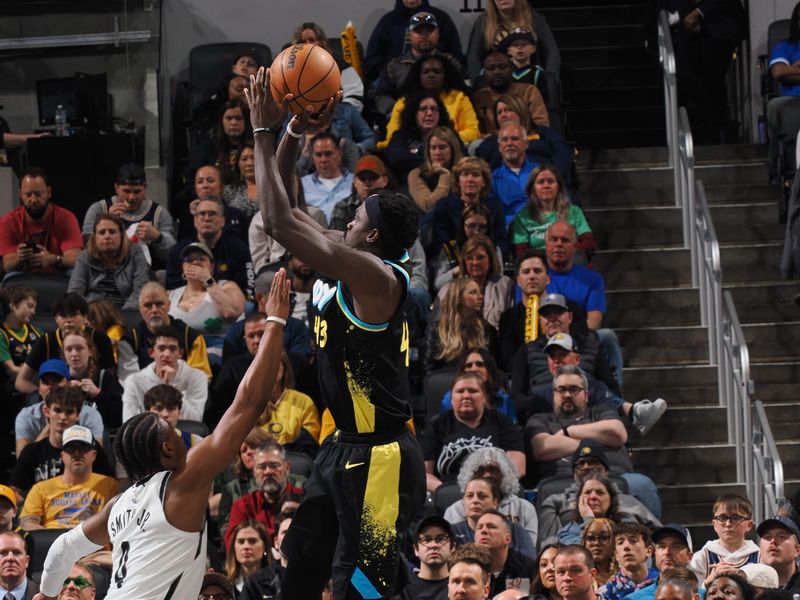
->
[286,124,303,139]
[265,316,287,326]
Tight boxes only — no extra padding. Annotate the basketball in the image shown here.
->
[269,44,341,115]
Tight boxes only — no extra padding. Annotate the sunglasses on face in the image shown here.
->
[63,575,92,589]
[410,14,437,28]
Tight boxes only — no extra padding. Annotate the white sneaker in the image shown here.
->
[632,398,667,435]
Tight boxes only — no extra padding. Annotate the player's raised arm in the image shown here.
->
[184,267,289,480]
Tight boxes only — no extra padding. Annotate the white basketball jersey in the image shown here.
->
[105,471,206,599]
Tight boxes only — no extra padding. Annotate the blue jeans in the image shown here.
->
[620,472,661,519]
[597,328,624,389]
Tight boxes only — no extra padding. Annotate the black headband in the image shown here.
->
[365,194,402,256]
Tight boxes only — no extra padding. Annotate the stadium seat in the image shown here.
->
[423,367,457,428]
[432,480,462,515]
[25,528,68,581]
[188,42,272,112]
[1,272,69,315]
[177,419,210,438]
[285,450,313,478]
[119,308,140,332]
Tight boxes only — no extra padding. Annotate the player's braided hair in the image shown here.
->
[374,190,421,258]
[115,412,169,482]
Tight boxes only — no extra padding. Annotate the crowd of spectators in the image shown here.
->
[0,1,787,599]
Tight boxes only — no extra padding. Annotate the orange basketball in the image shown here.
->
[269,44,341,115]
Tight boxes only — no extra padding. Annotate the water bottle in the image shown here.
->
[55,105,69,136]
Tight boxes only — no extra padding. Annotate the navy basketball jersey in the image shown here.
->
[310,253,412,434]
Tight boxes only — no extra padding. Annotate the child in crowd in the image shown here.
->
[143,383,203,450]
[689,493,760,587]
[87,299,127,363]
[500,28,547,91]
[0,284,41,382]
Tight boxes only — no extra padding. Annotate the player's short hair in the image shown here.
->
[0,285,36,315]
[612,522,653,547]
[556,544,595,570]
[514,249,547,275]
[115,412,170,482]
[713,493,753,518]
[369,190,421,259]
[449,543,491,583]
[151,325,182,345]
[45,386,84,411]
[143,384,183,411]
[52,293,88,317]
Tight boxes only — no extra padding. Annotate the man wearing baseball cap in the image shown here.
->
[757,515,800,595]
[14,358,104,457]
[627,524,694,600]
[329,155,389,232]
[0,485,16,534]
[18,425,117,531]
[372,11,468,119]
[538,440,661,545]
[81,162,176,264]
[402,515,457,599]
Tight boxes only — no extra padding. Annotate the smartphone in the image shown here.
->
[26,238,40,253]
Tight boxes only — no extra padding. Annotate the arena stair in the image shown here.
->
[536,0,665,148]
[579,143,800,546]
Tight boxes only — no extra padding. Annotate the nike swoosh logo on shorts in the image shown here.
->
[345,461,365,469]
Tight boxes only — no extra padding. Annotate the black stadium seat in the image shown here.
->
[25,528,68,582]
[1,272,69,315]
[188,42,272,111]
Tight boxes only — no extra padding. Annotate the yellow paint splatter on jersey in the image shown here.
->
[344,359,376,433]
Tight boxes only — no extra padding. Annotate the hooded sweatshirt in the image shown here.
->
[689,538,760,585]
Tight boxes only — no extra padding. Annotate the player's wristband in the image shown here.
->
[265,316,287,326]
[286,124,303,139]
[253,127,276,135]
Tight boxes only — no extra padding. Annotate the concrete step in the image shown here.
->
[719,242,784,283]
[606,287,700,328]
[575,144,768,169]
[584,183,778,208]
[617,322,800,364]
[660,482,746,506]
[586,203,783,248]
[543,4,647,28]
[581,163,767,192]
[639,406,728,445]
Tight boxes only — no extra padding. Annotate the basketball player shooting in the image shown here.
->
[32,269,290,600]
[246,66,426,599]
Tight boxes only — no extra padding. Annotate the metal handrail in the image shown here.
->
[752,400,786,524]
[658,10,784,518]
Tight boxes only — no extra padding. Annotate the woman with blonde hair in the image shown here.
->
[437,234,514,329]
[428,156,508,258]
[466,0,561,82]
[424,276,497,372]
[511,164,594,258]
[408,126,464,212]
[68,213,151,310]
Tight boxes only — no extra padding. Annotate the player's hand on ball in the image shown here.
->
[290,91,343,136]
[245,67,292,130]
[265,267,291,322]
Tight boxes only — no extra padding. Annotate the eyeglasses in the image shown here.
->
[584,533,611,543]
[63,575,93,589]
[418,534,450,546]
[464,223,488,232]
[555,385,584,396]
[713,514,749,525]
[196,210,221,218]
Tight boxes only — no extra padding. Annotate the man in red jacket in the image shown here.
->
[224,439,303,548]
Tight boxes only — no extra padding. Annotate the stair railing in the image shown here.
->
[659,10,784,521]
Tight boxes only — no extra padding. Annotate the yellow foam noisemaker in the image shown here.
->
[524,294,539,343]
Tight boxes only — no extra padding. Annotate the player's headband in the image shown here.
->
[365,194,401,256]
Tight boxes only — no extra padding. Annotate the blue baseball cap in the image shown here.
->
[39,359,70,380]
[757,515,800,540]
[652,522,693,551]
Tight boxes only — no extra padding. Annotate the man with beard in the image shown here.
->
[224,440,303,548]
[19,425,117,530]
[0,167,82,275]
[402,516,457,600]
[471,52,549,136]
[117,282,211,383]
[525,365,662,518]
